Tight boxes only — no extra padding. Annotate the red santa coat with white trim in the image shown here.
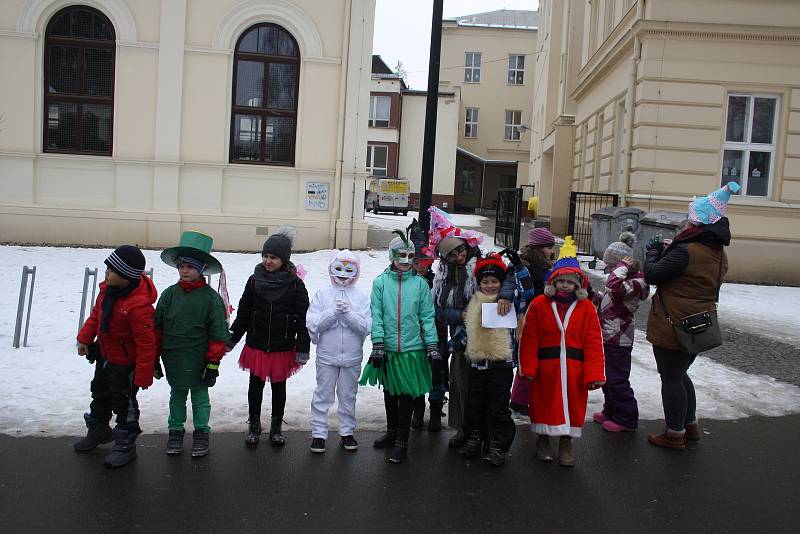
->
[519,295,605,437]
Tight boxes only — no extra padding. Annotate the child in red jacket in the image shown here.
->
[75,245,158,468]
[519,237,605,467]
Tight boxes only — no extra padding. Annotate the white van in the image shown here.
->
[365,177,409,215]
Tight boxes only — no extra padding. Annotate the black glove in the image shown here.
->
[368,342,386,369]
[153,360,164,380]
[426,343,442,361]
[500,248,522,267]
[646,235,663,251]
[201,361,220,387]
[86,342,102,364]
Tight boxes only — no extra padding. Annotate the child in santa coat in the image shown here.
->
[306,249,371,454]
[519,236,605,467]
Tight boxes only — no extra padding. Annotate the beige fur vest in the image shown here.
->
[464,291,512,362]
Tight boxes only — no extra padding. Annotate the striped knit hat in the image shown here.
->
[105,245,145,281]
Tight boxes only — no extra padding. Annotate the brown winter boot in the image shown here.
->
[685,421,701,442]
[535,434,552,462]
[647,429,686,451]
[558,436,574,467]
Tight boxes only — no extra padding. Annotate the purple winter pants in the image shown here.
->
[601,343,639,429]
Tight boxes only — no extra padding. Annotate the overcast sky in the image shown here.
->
[373,0,540,89]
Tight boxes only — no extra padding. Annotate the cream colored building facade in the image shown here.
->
[528,0,800,284]
[439,10,538,213]
[0,0,375,251]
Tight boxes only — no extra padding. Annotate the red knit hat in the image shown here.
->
[474,253,507,284]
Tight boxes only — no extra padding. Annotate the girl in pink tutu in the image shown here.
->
[229,227,310,448]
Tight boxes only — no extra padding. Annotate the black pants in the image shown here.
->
[384,391,414,443]
[653,346,697,432]
[248,374,286,422]
[88,360,140,434]
[463,366,516,451]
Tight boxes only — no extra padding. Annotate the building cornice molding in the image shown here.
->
[0,29,37,39]
[16,0,137,41]
[212,0,323,57]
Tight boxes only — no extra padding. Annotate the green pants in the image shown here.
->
[168,387,211,432]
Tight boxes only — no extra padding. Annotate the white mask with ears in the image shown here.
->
[328,249,361,288]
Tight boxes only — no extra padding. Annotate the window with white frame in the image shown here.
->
[722,94,778,197]
[369,95,391,127]
[366,145,388,176]
[508,54,525,85]
[464,52,481,83]
[504,110,522,140]
[464,108,479,138]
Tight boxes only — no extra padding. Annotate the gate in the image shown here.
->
[494,187,523,250]
[567,192,619,254]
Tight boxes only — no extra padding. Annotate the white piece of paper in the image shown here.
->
[481,303,518,329]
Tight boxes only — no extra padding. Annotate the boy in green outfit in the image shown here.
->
[155,231,230,457]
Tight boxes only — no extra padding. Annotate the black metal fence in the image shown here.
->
[495,187,523,251]
[567,191,619,254]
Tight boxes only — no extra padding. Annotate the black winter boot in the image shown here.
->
[245,419,262,448]
[448,429,467,449]
[483,442,505,467]
[165,429,185,455]
[411,396,425,429]
[372,430,397,449]
[387,441,408,464]
[191,430,209,457]
[458,430,483,459]
[428,401,444,432]
[269,417,286,447]
[73,414,113,452]
[104,428,137,468]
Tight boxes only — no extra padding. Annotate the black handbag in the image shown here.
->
[657,260,724,354]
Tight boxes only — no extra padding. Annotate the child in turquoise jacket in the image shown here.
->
[360,230,440,463]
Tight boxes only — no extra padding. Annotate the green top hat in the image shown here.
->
[161,231,223,275]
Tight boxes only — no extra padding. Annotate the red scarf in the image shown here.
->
[178,278,206,292]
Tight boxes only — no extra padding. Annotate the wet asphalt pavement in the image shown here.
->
[2,417,799,533]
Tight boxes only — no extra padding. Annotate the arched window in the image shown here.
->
[230,23,300,165]
[44,6,115,155]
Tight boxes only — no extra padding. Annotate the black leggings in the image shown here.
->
[653,346,697,432]
[384,391,414,443]
[248,374,286,422]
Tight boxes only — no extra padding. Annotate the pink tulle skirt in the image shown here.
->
[239,346,300,382]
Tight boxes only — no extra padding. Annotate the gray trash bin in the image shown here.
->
[637,210,688,262]
[590,206,646,260]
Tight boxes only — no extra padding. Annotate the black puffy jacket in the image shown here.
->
[230,267,310,354]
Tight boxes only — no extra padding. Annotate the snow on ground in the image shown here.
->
[1,244,799,437]
[717,283,800,345]
[364,210,486,231]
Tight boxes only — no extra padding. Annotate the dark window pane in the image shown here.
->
[721,149,743,190]
[746,151,770,196]
[85,48,114,97]
[266,116,294,162]
[277,30,297,56]
[258,26,279,55]
[81,104,113,152]
[235,60,264,107]
[48,46,80,94]
[232,114,262,161]
[267,63,297,110]
[92,13,114,40]
[47,102,78,149]
[239,28,258,52]
[725,96,748,142]
[49,12,71,36]
[72,9,93,38]
[751,98,776,144]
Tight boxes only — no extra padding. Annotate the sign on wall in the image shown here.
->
[305,181,329,211]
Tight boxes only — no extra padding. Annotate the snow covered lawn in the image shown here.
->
[364,210,486,231]
[1,244,799,437]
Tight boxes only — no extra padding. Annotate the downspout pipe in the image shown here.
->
[329,0,353,248]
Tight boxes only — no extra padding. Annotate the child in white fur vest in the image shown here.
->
[457,253,517,466]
